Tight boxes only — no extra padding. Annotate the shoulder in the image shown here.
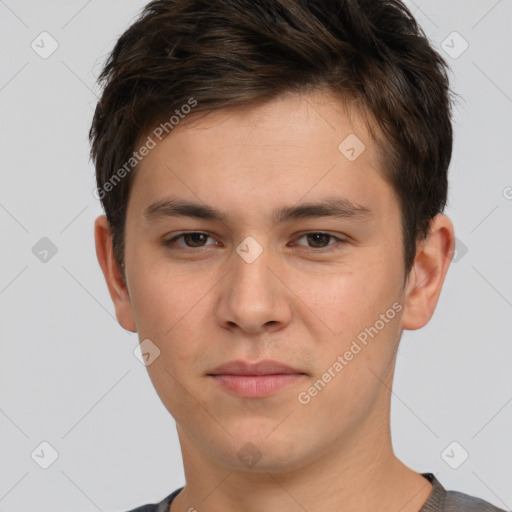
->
[122,488,183,512]
[421,473,508,512]
[125,506,158,512]
[444,489,508,512]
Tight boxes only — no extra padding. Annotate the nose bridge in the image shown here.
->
[216,236,291,333]
[231,237,277,307]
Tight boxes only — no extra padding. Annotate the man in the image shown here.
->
[89,0,506,510]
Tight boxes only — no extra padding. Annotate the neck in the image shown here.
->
[170,400,432,512]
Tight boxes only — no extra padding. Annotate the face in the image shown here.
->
[101,89,436,472]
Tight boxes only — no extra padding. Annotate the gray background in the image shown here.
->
[1,0,511,511]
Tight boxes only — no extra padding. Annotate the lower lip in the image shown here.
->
[210,374,304,398]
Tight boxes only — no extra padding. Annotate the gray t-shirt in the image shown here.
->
[126,473,508,512]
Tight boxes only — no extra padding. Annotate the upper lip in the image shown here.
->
[208,360,305,376]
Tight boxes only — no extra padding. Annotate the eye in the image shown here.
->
[163,232,218,249]
[292,232,346,251]
[163,231,347,252]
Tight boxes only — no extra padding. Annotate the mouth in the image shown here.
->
[207,360,307,398]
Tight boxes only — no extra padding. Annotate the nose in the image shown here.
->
[215,240,293,335]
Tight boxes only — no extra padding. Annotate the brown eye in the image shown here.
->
[305,233,332,248]
[293,232,343,250]
[181,233,209,247]
[164,232,216,248]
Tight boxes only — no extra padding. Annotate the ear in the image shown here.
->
[94,215,137,332]
[401,214,455,330]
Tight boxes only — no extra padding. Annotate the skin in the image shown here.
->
[95,89,455,512]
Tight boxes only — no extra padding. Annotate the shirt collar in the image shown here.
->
[157,472,446,512]
[419,472,446,511]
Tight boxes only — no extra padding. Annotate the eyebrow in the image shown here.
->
[143,195,373,225]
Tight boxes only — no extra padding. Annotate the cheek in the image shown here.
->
[128,252,208,334]
[293,258,397,336]
[292,255,404,387]
[128,261,221,371]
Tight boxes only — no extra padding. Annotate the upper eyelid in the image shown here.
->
[292,232,343,246]
[165,232,217,247]
[167,231,216,241]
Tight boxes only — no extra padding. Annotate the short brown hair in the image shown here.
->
[89,0,455,281]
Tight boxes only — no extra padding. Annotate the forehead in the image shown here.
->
[129,89,397,224]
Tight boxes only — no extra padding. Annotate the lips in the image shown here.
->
[207,360,306,398]
[208,360,305,376]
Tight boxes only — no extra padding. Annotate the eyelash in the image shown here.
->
[163,232,347,253]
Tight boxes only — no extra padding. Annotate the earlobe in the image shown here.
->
[94,215,137,332]
[401,214,455,331]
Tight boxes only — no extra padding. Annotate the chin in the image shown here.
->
[210,429,315,473]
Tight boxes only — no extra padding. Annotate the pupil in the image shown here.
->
[309,233,327,247]
[187,233,205,246]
